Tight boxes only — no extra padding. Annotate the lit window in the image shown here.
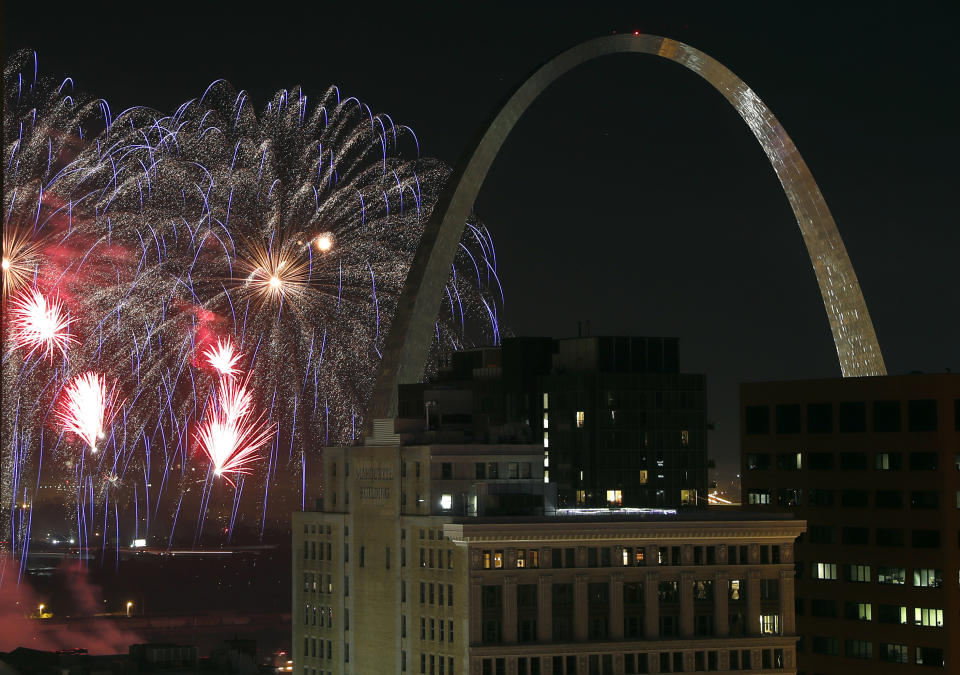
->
[622,549,630,566]
[759,614,780,635]
[914,568,942,588]
[440,494,452,511]
[493,551,503,569]
[543,470,549,483]
[543,412,549,429]
[814,562,838,580]
[846,564,871,582]
[914,608,944,627]
[635,549,645,565]
[680,489,697,505]
[576,490,586,505]
[606,489,623,506]
[638,470,648,484]
[729,580,741,600]
[542,393,548,409]
[516,550,526,568]
[576,411,584,428]
[877,566,906,584]
[680,430,689,447]
[543,432,549,449]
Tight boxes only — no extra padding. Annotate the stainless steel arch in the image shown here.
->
[369,33,885,420]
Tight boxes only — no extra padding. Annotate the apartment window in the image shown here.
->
[747,489,770,505]
[809,489,834,506]
[876,490,903,508]
[914,568,942,587]
[809,525,837,544]
[877,604,908,624]
[808,452,834,470]
[759,614,780,634]
[876,566,906,584]
[875,451,902,470]
[746,453,771,470]
[448,584,453,607]
[876,528,904,547]
[912,529,941,548]
[880,643,908,664]
[873,400,901,431]
[841,490,869,507]
[840,452,868,470]
[359,546,364,567]
[908,399,937,431]
[475,463,485,479]
[846,564,870,582]
[576,411,584,428]
[415,462,421,477]
[812,636,839,655]
[776,452,802,470]
[911,491,939,509]
[493,550,503,568]
[844,602,872,621]
[811,599,837,618]
[914,608,944,627]
[487,463,499,479]
[440,494,452,511]
[776,404,802,433]
[814,562,838,580]
[915,647,945,667]
[838,401,866,432]
[745,405,770,434]
[846,639,872,659]
[910,451,938,470]
[806,402,833,432]
[440,462,452,480]
[842,526,869,546]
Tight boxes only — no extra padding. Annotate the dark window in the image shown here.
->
[842,526,869,545]
[806,403,833,433]
[809,525,836,544]
[876,528,905,547]
[811,636,839,655]
[916,647,945,667]
[912,530,941,548]
[809,489,835,507]
[910,452,938,470]
[876,490,903,508]
[878,604,906,623]
[875,452,903,470]
[873,400,901,432]
[808,452,834,470]
[910,491,939,509]
[441,463,453,480]
[747,453,771,470]
[839,401,867,432]
[840,452,867,470]
[842,490,869,507]
[908,399,937,432]
[776,404,802,434]
[777,453,802,470]
[745,406,770,434]
[811,599,838,618]
[475,463,485,479]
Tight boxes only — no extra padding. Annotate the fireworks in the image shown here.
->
[55,372,118,452]
[197,378,274,485]
[9,288,76,361]
[2,50,503,553]
[204,337,242,378]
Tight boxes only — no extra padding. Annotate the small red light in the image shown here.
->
[634,30,640,36]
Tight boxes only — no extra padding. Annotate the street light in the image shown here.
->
[126,601,133,617]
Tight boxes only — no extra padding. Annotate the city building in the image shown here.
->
[293,419,805,675]
[399,336,708,510]
[740,372,960,672]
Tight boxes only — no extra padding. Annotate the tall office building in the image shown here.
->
[740,373,960,672]
[293,419,804,675]
[399,336,707,510]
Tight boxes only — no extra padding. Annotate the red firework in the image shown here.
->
[196,377,274,484]
[56,372,119,452]
[10,288,77,362]
[203,337,242,378]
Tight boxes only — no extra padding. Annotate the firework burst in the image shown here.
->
[55,372,119,452]
[2,50,504,553]
[9,287,76,361]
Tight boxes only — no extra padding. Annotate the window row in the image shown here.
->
[805,600,944,626]
[744,399,941,434]
[480,544,780,570]
[415,616,454,643]
[302,605,334,628]
[480,648,787,675]
[747,450,943,471]
[302,638,332,660]
[417,582,454,607]
[810,637,944,665]
[415,653,453,675]
[420,547,454,569]
[811,562,941,587]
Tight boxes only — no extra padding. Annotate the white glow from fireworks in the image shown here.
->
[315,233,334,252]
[203,337,242,378]
[197,377,274,484]
[10,288,77,361]
[56,372,119,452]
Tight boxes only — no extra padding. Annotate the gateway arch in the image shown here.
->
[369,33,886,421]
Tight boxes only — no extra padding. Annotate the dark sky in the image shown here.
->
[6,1,958,483]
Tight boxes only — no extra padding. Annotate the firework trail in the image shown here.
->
[2,50,504,559]
[9,288,76,361]
[55,372,118,452]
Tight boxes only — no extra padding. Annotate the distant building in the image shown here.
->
[292,420,804,675]
[740,373,960,672]
[399,336,708,510]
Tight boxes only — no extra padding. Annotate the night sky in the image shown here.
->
[6,2,958,484]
